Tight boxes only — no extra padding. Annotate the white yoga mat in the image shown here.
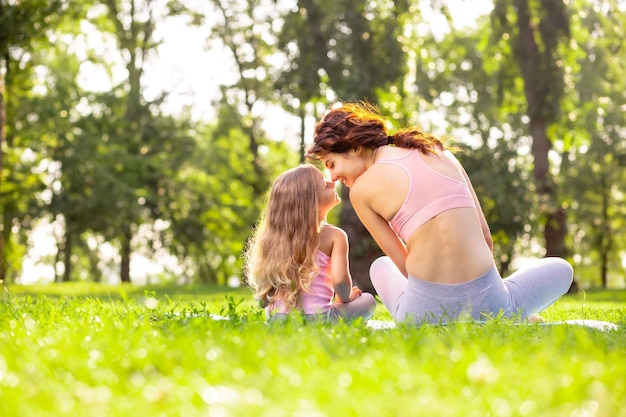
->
[366,319,619,331]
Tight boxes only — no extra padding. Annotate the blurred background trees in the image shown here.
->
[1,0,624,289]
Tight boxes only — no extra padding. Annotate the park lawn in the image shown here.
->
[1,283,625,417]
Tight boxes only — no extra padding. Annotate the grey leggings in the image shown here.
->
[370,257,573,324]
[271,292,377,323]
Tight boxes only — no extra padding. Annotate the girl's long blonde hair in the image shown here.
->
[244,165,324,311]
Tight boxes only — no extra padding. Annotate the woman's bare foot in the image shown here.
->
[528,314,545,323]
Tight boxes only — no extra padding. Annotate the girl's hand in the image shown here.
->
[349,286,362,302]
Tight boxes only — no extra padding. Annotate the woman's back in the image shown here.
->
[352,147,493,284]
[405,208,494,283]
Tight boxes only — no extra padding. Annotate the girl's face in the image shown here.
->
[320,150,367,189]
[318,176,340,217]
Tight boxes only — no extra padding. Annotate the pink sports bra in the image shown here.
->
[376,149,476,241]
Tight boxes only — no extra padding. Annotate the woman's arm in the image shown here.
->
[349,187,409,276]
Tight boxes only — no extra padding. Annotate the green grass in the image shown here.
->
[1,283,625,417]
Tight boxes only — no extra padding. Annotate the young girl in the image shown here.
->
[244,164,377,322]
[246,165,376,321]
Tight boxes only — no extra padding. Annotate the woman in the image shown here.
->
[244,164,376,322]
[307,101,573,324]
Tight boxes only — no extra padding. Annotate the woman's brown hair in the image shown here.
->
[307,101,446,159]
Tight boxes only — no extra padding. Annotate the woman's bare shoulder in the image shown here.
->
[352,162,400,196]
[351,158,411,219]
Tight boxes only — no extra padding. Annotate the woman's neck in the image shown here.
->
[367,146,383,167]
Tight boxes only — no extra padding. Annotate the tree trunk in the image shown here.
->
[529,121,568,259]
[61,231,72,282]
[0,68,5,282]
[299,104,306,164]
[599,178,611,288]
[600,250,608,288]
[515,0,574,291]
[120,226,131,283]
[87,241,102,283]
[499,254,511,277]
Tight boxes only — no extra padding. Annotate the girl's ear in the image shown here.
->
[354,146,362,155]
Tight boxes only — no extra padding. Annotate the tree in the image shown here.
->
[205,0,281,197]
[203,0,301,282]
[0,0,77,282]
[491,0,571,262]
[33,0,199,284]
[276,0,329,162]
[91,0,186,282]
[559,0,626,288]
[163,117,296,284]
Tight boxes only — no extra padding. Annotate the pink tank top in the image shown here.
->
[271,250,334,315]
[377,149,476,241]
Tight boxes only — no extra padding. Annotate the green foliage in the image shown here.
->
[159,117,297,284]
[492,0,570,121]
[554,1,626,288]
[0,0,87,281]
[1,284,625,416]
[3,0,626,289]
[278,0,408,102]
